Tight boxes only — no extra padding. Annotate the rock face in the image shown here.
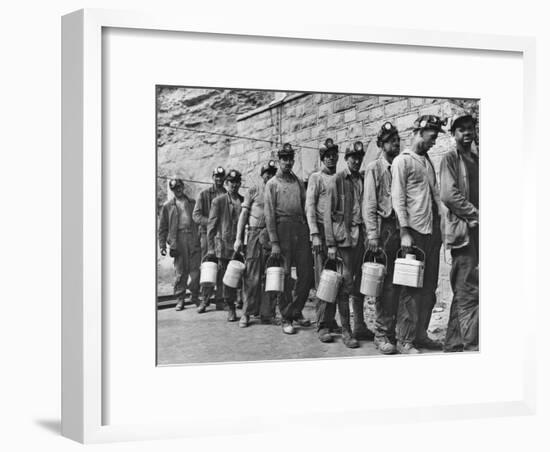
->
[156,87,275,208]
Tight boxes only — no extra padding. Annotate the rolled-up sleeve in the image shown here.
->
[391,156,410,229]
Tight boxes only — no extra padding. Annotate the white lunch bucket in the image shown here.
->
[200,258,218,287]
[393,247,425,288]
[223,253,245,288]
[360,249,387,297]
[316,259,343,303]
[265,254,285,293]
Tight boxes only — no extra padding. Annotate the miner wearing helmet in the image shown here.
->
[440,112,479,352]
[305,138,343,341]
[391,115,445,354]
[363,122,401,354]
[158,178,201,310]
[193,166,227,310]
[323,141,371,348]
[264,143,314,335]
[200,170,244,321]
[234,161,278,327]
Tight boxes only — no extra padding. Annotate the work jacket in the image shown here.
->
[207,192,244,259]
[391,149,440,235]
[363,157,394,240]
[324,167,364,248]
[439,147,479,249]
[192,185,226,234]
[158,195,199,251]
[305,167,335,238]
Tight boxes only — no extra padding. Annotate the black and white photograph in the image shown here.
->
[156,87,479,365]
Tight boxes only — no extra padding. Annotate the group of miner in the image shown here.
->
[158,113,479,355]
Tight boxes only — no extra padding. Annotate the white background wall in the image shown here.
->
[0,1,548,450]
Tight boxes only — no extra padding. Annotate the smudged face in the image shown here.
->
[172,184,185,199]
[346,153,363,173]
[226,180,241,195]
[419,129,439,153]
[279,155,294,174]
[382,134,400,158]
[213,174,225,189]
[322,150,338,170]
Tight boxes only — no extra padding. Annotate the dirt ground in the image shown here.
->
[157,289,450,366]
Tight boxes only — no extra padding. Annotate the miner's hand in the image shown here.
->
[311,234,323,254]
[327,246,337,261]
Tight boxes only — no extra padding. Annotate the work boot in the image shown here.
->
[196,301,207,314]
[191,296,201,307]
[175,298,185,311]
[282,320,296,335]
[342,330,359,349]
[239,314,249,328]
[318,328,333,343]
[397,341,420,355]
[227,307,237,322]
[415,337,443,350]
[329,320,342,334]
[374,336,397,355]
[294,314,311,327]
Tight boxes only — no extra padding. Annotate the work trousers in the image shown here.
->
[242,228,276,319]
[395,220,442,344]
[444,228,479,351]
[174,230,200,301]
[374,218,402,341]
[329,232,366,332]
[200,231,224,301]
[313,224,336,330]
[277,221,314,322]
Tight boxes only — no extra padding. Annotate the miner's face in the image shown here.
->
[262,172,275,184]
[383,134,400,158]
[453,119,475,147]
[279,155,294,173]
[226,180,241,194]
[213,174,225,188]
[322,150,338,170]
[346,154,363,173]
[419,129,439,153]
[171,184,185,199]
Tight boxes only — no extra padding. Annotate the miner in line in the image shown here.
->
[193,167,227,311]
[202,170,244,321]
[264,143,314,335]
[439,113,479,352]
[324,141,371,348]
[233,160,278,328]
[305,138,342,341]
[158,178,201,310]
[391,115,444,354]
[363,122,402,354]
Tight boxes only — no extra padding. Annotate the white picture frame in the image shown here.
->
[62,8,536,443]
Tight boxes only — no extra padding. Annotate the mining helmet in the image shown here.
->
[449,113,477,134]
[168,178,184,190]
[225,169,242,183]
[413,115,445,133]
[377,122,399,147]
[212,166,226,177]
[278,143,295,158]
[345,141,365,157]
[260,160,277,176]
[320,138,339,160]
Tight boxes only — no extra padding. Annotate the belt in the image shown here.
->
[248,225,266,231]
[276,216,305,224]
